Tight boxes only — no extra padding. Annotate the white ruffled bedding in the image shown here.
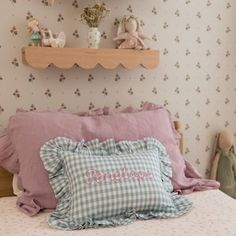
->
[0,190,236,236]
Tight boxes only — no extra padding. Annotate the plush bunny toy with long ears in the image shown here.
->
[210,130,236,199]
[113,15,150,50]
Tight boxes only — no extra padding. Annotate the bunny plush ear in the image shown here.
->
[48,0,55,6]
[230,145,235,154]
[134,17,141,32]
[117,16,127,36]
[211,133,220,162]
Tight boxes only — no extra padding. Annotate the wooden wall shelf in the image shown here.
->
[22,47,159,70]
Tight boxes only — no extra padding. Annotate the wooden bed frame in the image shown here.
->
[0,121,183,197]
[174,121,184,154]
[0,167,14,196]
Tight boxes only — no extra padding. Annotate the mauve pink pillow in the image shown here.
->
[0,130,19,174]
[0,107,109,175]
[0,103,219,216]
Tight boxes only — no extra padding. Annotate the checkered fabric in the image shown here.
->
[40,137,192,231]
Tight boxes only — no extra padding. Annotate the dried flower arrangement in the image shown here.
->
[81,2,110,28]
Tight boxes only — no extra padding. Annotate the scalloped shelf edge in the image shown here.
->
[22,47,160,70]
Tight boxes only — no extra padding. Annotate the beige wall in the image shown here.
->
[0,0,235,177]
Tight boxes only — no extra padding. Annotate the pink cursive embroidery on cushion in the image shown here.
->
[85,167,154,187]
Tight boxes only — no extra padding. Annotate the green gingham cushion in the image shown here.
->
[40,137,192,231]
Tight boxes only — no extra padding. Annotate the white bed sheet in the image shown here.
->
[0,190,236,236]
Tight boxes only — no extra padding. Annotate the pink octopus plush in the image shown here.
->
[113,15,150,50]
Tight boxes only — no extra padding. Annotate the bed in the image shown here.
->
[1,190,236,236]
[0,106,235,235]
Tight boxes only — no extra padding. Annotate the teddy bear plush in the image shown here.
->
[210,130,236,199]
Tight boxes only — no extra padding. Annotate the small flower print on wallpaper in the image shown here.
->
[0,0,235,178]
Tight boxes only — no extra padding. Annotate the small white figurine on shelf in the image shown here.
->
[113,15,150,50]
[40,29,66,48]
[27,17,66,48]
[27,18,42,47]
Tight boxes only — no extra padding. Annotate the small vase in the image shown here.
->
[87,27,101,49]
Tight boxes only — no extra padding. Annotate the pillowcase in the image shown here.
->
[0,107,109,174]
[0,130,18,173]
[40,137,192,230]
[0,102,219,216]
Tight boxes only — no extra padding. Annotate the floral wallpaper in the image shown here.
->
[0,0,235,177]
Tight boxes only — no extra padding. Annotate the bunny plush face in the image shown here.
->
[219,130,234,151]
[125,18,138,33]
[118,16,140,35]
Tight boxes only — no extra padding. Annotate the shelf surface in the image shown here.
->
[22,47,160,70]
